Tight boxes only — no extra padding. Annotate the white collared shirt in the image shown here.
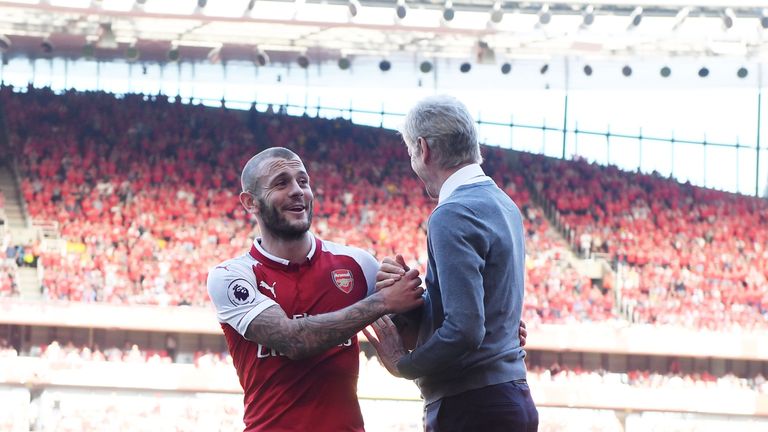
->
[438,163,492,203]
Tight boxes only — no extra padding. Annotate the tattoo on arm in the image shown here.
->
[245,295,387,360]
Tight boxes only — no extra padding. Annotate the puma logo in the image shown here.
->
[259,280,277,298]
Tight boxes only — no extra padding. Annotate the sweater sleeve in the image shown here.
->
[396,203,489,379]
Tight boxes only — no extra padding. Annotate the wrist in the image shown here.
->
[367,291,391,315]
[391,355,405,377]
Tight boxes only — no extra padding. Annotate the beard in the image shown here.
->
[257,197,313,241]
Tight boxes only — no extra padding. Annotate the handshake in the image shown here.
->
[372,254,424,315]
[362,254,422,377]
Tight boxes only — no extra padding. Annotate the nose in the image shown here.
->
[287,179,304,197]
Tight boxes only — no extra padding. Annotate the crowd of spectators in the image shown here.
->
[521,152,768,330]
[2,85,600,324]
[0,338,236,369]
[35,390,245,432]
[8,337,768,399]
[3,337,767,432]
[8,85,762,329]
[528,363,768,395]
[5,339,767,432]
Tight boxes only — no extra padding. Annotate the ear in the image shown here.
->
[239,191,259,215]
[417,137,431,164]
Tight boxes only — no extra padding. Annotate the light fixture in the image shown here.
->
[297,55,309,68]
[722,8,736,30]
[628,6,643,28]
[660,66,671,77]
[501,62,511,74]
[420,60,432,73]
[82,43,95,59]
[475,40,495,64]
[460,62,471,73]
[490,0,503,24]
[255,49,269,66]
[0,35,10,52]
[622,65,632,77]
[442,0,454,22]
[538,4,551,25]
[41,38,53,54]
[168,45,180,62]
[348,0,360,17]
[338,56,351,70]
[379,59,391,71]
[396,0,407,20]
[126,44,139,62]
[581,5,594,27]
[672,7,690,31]
[97,23,118,49]
[207,46,222,64]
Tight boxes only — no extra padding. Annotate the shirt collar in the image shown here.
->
[251,233,317,266]
[438,163,490,203]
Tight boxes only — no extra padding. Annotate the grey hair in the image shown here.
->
[240,147,300,194]
[400,95,482,169]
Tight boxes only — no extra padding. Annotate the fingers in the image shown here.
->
[402,270,423,291]
[362,327,382,348]
[380,315,396,327]
[377,261,406,282]
[371,317,398,334]
[382,257,404,269]
[395,254,410,272]
[383,268,421,291]
[402,268,420,280]
[375,278,396,291]
[377,267,405,280]
[520,319,527,330]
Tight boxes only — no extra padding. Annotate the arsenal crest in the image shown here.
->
[331,269,354,294]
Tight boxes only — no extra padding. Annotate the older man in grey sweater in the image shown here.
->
[365,95,538,432]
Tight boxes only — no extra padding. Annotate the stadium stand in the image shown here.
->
[2,85,768,430]
[2,85,605,324]
[520,152,768,330]
[1,337,767,431]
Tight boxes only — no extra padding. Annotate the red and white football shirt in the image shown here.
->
[207,234,378,432]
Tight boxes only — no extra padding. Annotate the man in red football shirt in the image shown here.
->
[207,147,424,432]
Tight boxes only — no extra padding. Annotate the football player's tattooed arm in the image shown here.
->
[244,270,424,360]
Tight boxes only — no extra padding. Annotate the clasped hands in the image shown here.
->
[363,254,420,377]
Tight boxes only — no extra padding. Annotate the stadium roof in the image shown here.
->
[1,0,768,64]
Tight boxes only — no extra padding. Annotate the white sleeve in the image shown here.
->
[359,252,379,298]
[207,264,278,337]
